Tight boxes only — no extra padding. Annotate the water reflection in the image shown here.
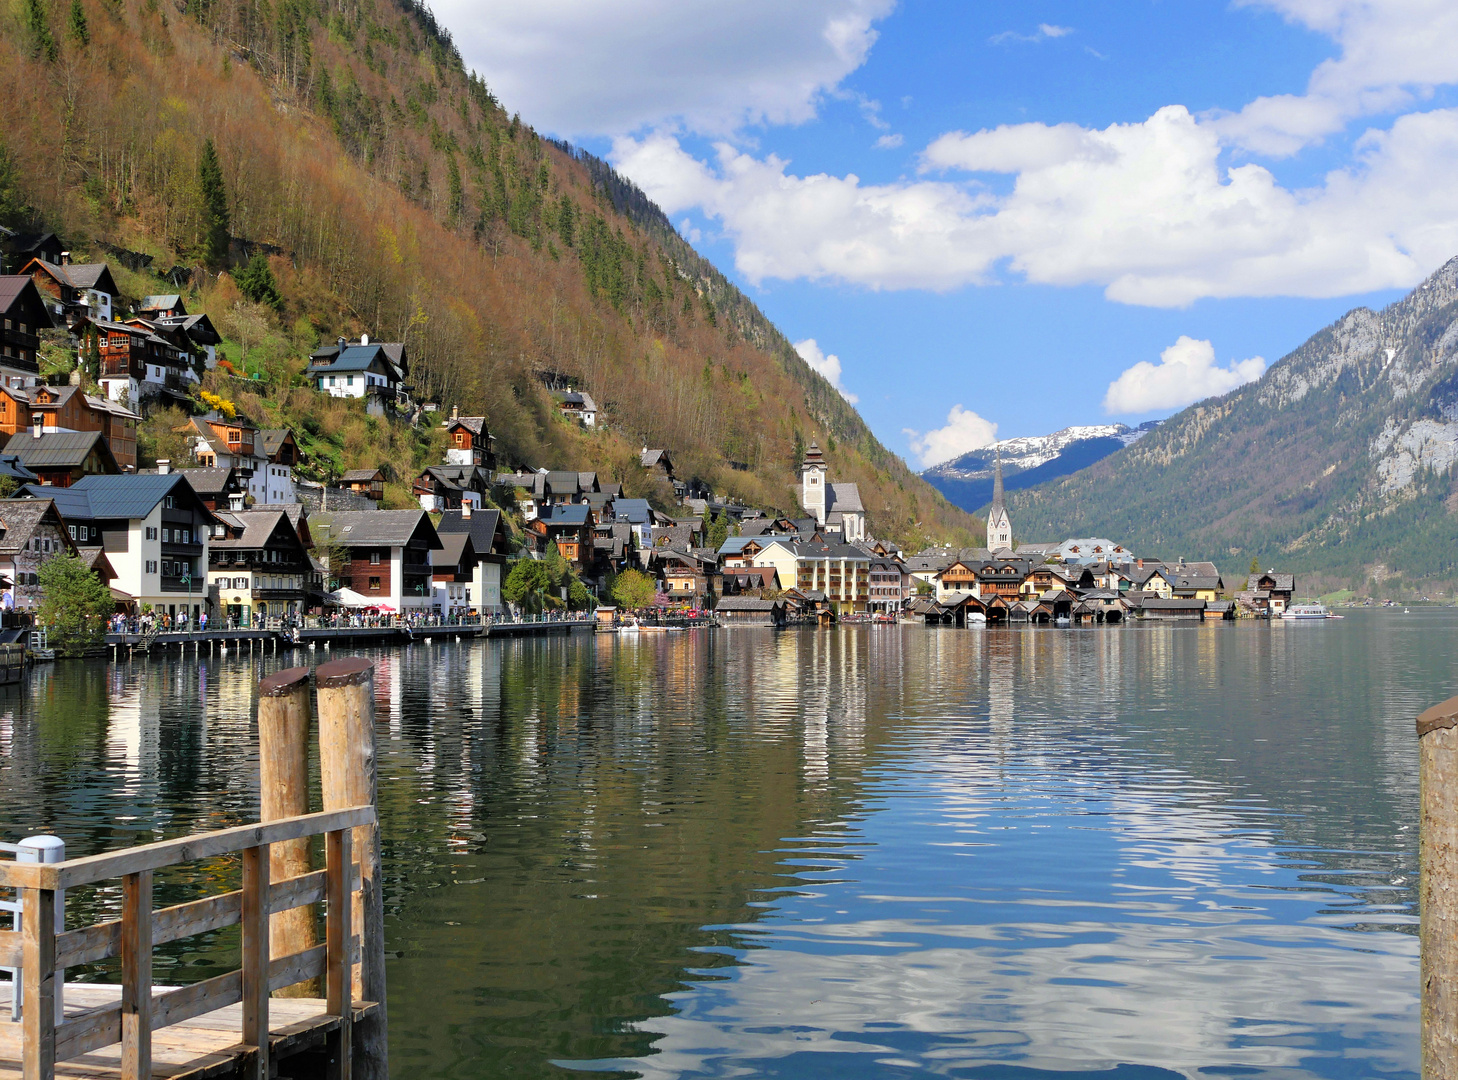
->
[0,613,1449,1078]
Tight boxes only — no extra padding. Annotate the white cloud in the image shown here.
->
[990,24,1075,45]
[794,338,859,404]
[1103,336,1267,415]
[615,104,1458,305]
[874,133,904,149]
[1216,0,1458,155]
[435,0,894,137]
[904,406,998,469]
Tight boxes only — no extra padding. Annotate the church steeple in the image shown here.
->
[987,446,1013,551]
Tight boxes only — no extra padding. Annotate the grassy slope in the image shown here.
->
[0,0,981,550]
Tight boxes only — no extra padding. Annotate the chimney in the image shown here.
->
[60,251,71,266]
[1137,558,1144,569]
[361,333,370,346]
[157,459,171,475]
[228,491,245,511]
[451,404,459,422]
[337,336,346,353]
[31,413,42,440]
[462,501,472,518]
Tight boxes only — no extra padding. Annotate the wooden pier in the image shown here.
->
[3,657,395,1079]
[103,617,594,656]
[0,808,375,1079]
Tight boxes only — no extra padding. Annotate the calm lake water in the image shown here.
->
[2,611,1455,1079]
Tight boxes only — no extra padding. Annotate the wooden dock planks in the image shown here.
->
[0,985,378,1080]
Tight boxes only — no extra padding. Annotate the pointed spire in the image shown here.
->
[991,446,1005,516]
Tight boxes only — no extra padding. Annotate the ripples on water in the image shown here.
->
[1,612,1451,1079]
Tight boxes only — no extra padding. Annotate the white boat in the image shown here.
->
[1281,604,1343,620]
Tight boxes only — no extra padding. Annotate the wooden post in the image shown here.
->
[316,657,387,1080]
[120,870,152,1080]
[20,886,56,1080]
[257,666,318,997]
[326,826,353,1080]
[1421,695,1458,1080]
[240,843,270,1080]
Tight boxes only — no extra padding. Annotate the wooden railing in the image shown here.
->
[0,805,374,1080]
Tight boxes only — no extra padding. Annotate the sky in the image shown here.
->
[432,0,1458,469]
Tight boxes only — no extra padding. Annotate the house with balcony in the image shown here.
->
[23,256,118,326]
[151,312,222,369]
[310,508,443,611]
[441,407,497,468]
[206,508,311,626]
[189,416,294,506]
[793,544,873,613]
[413,464,492,512]
[93,318,195,406]
[0,275,51,391]
[436,507,511,614]
[19,472,215,620]
[305,337,410,415]
[554,389,598,427]
[531,503,594,567]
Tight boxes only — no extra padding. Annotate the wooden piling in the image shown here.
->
[316,657,388,1080]
[258,666,319,997]
[1420,695,1458,1080]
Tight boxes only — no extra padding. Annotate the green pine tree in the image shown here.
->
[24,0,58,61]
[197,138,231,268]
[67,0,88,46]
[236,252,283,310]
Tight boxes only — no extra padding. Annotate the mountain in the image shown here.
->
[0,0,980,550]
[923,422,1161,512]
[1008,259,1458,591]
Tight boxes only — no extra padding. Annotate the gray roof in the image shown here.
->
[141,294,183,311]
[0,499,67,556]
[259,429,293,458]
[31,259,116,292]
[33,472,203,520]
[340,469,383,483]
[3,430,115,471]
[826,482,863,514]
[0,454,37,482]
[436,508,505,554]
[315,509,442,548]
[434,532,474,568]
[1248,572,1295,591]
[173,467,237,495]
[210,510,296,549]
[716,597,781,612]
[541,503,592,526]
[304,344,398,377]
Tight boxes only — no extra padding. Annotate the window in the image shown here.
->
[163,528,172,543]
[368,576,381,591]
[145,526,157,540]
[369,552,380,565]
[68,525,76,540]
[164,496,174,508]
[146,560,157,574]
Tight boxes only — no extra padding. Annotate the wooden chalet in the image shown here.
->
[716,597,787,626]
[0,275,52,388]
[0,383,139,468]
[3,428,120,486]
[23,256,119,324]
[340,468,385,502]
[975,557,1032,601]
[441,405,497,468]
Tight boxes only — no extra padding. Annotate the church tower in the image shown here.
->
[987,448,1013,551]
[801,440,828,525]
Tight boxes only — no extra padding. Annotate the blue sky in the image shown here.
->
[435,0,1458,467]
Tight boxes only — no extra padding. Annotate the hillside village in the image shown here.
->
[0,241,1301,632]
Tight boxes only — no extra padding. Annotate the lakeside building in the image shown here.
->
[798,441,866,542]
[0,497,77,613]
[21,473,214,620]
[436,507,511,614]
[207,507,312,625]
[311,509,443,612]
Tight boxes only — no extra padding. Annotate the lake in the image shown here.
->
[2,611,1453,1078]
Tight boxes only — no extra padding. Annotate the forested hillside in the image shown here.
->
[0,0,979,549]
[1009,260,1458,594]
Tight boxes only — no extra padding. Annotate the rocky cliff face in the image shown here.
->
[1009,258,1458,587]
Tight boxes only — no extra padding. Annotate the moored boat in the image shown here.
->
[1281,604,1343,620]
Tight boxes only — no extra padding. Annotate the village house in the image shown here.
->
[305,337,410,414]
[793,543,872,613]
[1240,571,1296,615]
[554,389,598,427]
[0,275,51,390]
[24,256,118,326]
[441,407,497,469]
[719,565,780,597]
[0,498,77,614]
[150,312,222,370]
[339,469,385,503]
[0,232,63,273]
[934,559,980,601]
[430,531,479,615]
[436,507,511,614]
[0,383,139,469]
[207,508,312,626]
[311,509,443,611]
[5,426,121,486]
[867,558,910,611]
[640,447,675,482]
[172,466,247,513]
[1150,559,1225,601]
[715,597,787,627]
[532,503,594,566]
[414,464,492,512]
[975,557,1033,602]
[94,318,194,406]
[21,473,215,621]
[189,417,295,505]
